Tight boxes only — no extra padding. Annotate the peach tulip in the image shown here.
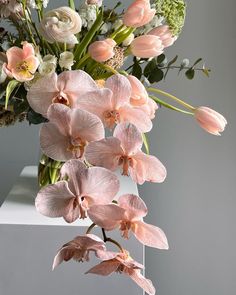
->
[40,104,104,161]
[77,74,152,132]
[148,25,177,48]
[127,75,149,106]
[27,70,98,117]
[194,106,227,135]
[88,194,169,249]
[88,38,116,62]
[123,0,156,28]
[85,123,166,184]
[3,42,39,82]
[35,159,120,222]
[130,35,164,58]
[86,250,156,295]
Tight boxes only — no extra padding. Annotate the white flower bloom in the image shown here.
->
[135,15,165,36]
[38,54,57,76]
[40,7,82,45]
[122,33,135,47]
[59,52,74,70]
[79,4,97,30]
[27,0,49,9]
[113,19,123,30]
[0,62,7,84]
[0,0,22,18]
[85,0,102,7]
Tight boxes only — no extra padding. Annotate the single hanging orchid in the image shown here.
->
[35,159,120,222]
[85,123,166,184]
[88,194,169,249]
[40,104,104,161]
[77,74,153,132]
[27,70,98,117]
[86,250,156,295]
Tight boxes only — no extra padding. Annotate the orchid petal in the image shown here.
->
[47,104,71,136]
[86,260,120,276]
[129,270,156,295]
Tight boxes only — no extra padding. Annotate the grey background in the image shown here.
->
[0,0,236,295]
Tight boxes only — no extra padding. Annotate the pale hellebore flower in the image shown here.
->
[88,194,169,249]
[86,250,156,295]
[52,234,112,270]
[59,51,74,70]
[27,70,99,117]
[3,42,39,82]
[40,104,105,161]
[123,0,156,28]
[35,159,120,222]
[40,7,82,45]
[194,106,227,136]
[85,123,166,184]
[77,74,153,133]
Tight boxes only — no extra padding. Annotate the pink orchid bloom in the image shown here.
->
[77,74,152,133]
[127,75,149,106]
[88,194,169,249]
[40,103,104,161]
[35,159,120,223]
[53,234,113,270]
[86,250,156,295]
[85,123,166,184]
[27,70,98,117]
[138,97,159,119]
[3,42,39,82]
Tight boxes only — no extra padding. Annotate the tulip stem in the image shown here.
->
[147,87,195,111]
[75,53,90,69]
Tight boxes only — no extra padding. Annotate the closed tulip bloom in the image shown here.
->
[194,106,227,136]
[148,25,177,48]
[130,35,164,58]
[123,0,156,28]
[88,39,116,62]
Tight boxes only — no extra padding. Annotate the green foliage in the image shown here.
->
[5,80,20,109]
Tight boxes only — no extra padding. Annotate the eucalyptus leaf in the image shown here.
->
[132,62,142,79]
[185,68,195,80]
[144,59,157,77]
[148,68,164,83]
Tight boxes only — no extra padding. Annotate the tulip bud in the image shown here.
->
[88,39,116,62]
[148,25,177,48]
[130,35,164,58]
[194,106,227,136]
[123,0,156,28]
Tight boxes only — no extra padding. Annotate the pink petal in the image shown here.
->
[47,104,71,136]
[80,167,120,204]
[63,199,81,223]
[6,47,24,69]
[35,181,75,218]
[40,122,72,161]
[105,74,132,109]
[113,123,143,155]
[119,105,153,133]
[24,55,39,74]
[88,204,125,230]
[57,70,98,108]
[132,220,169,249]
[118,194,148,221]
[27,73,58,117]
[53,246,75,270]
[129,270,156,295]
[131,151,167,184]
[76,88,113,121]
[22,42,35,58]
[85,260,120,276]
[95,250,118,261]
[85,137,123,170]
[70,108,105,142]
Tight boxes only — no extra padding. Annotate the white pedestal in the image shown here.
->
[0,167,144,295]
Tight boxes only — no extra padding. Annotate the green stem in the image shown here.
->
[102,229,124,252]
[68,0,75,10]
[147,87,195,111]
[75,53,90,69]
[22,3,36,46]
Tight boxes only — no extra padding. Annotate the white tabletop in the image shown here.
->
[0,166,138,226]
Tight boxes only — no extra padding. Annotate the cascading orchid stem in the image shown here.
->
[147,87,195,111]
[86,223,97,234]
[102,228,124,252]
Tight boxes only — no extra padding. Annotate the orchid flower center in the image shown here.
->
[52,93,70,106]
[73,248,90,262]
[73,196,89,219]
[118,156,133,176]
[120,220,132,239]
[103,110,120,129]
[67,138,87,159]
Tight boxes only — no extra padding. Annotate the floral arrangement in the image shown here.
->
[0,0,227,294]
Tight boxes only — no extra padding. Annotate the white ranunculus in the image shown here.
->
[59,52,74,70]
[40,7,82,45]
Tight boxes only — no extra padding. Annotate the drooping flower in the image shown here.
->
[130,35,164,58]
[148,25,177,48]
[27,70,98,117]
[77,74,152,133]
[194,106,227,136]
[86,250,156,295]
[35,159,120,222]
[88,194,169,249]
[123,0,156,28]
[88,39,116,63]
[59,51,74,70]
[85,123,166,184]
[40,103,105,161]
[53,234,112,270]
[39,7,82,45]
[3,42,39,82]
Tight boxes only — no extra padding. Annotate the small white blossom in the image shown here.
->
[123,33,135,47]
[79,4,97,30]
[135,15,165,36]
[27,0,49,9]
[38,54,57,76]
[59,52,74,70]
